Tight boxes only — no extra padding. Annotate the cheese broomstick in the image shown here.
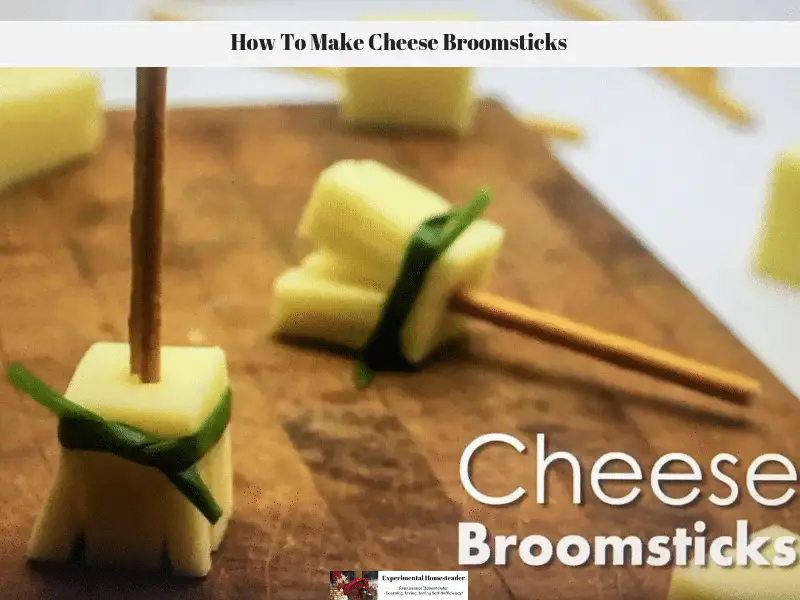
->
[149,7,584,143]
[5,68,233,577]
[541,0,753,127]
[271,160,759,405]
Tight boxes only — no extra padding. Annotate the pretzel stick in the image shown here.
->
[544,0,607,21]
[653,67,751,125]
[541,0,752,126]
[638,0,716,79]
[639,0,680,22]
[524,116,585,142]
[450,290,760,405]
[148,7,185,21]
[636,0,744,122]
[129,67,167,383]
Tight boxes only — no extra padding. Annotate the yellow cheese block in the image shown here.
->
[341,68,474,135]
[274,160,503,363]
[754,148,800,287]
[0,68,104,191]
[340,13,477,135]
[667,525,799,599]
[27,343,232,577]
[271,251,465,352]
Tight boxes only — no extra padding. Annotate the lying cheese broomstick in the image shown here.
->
[5,69,233,577]
[272,160,759,405]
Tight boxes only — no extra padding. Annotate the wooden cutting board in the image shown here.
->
[0,102,797,600]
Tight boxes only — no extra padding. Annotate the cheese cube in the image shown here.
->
[340,13,477,135]
[341,68,474,135]
[0,68,104,191]
[271,252,465,352]
[27,342,232,577]
[275,160,504,363]
[666,525,799,599]
[754,148,800,287]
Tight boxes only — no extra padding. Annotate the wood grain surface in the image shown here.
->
[0,102,798,600]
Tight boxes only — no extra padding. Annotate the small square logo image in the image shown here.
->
[330,571,379,599]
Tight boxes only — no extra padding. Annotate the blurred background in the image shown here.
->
[4,0,800,397]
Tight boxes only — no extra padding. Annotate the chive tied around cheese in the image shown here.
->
[354,188,491,388]
[6,362,230,524]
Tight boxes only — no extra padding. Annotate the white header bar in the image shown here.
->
[2,21,799,68]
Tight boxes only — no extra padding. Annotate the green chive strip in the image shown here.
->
[354,188,491,388]
[6,363,231,524]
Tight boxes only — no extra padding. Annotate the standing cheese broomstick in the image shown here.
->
[5,68,233,577]
[271,160,759,405]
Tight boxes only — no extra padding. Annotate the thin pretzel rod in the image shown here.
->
[148,7,185,21]
[653,67,752,126]
[129,159,143,376]
[129,241,143,375]
[449,290,760,405]
[541,0,752,126]
[524,116,585,142]
[639,0,680,21]
[130,67,167,383]
[542,0,607,21]
[638,0,721,91]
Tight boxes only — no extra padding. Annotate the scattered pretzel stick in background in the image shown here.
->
[542,0,754,126]
[636,0,751,124]
[639,0,680,22]
[523,116,585,142]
